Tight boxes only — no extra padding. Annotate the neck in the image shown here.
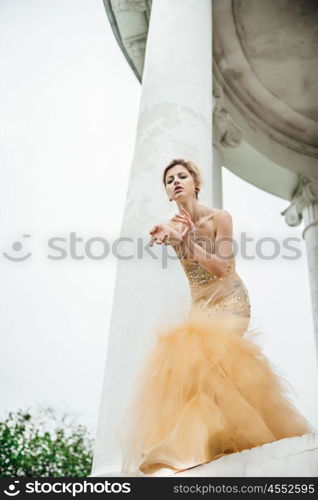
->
[176,198,202,223]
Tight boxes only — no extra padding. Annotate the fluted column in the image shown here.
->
[92,0,213,476]
[282,175,318,353]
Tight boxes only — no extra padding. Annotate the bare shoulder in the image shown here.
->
[200,206,232,222]
[214,209,232,221]
[214,209,233,236]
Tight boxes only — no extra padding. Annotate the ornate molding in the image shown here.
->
[111,0,148,12]
[126,37,147,58]
[104,0,152,81]
[213,85,243,149]
[281,175,318,227]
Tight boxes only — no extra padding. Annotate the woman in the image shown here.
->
[121,158,313,477]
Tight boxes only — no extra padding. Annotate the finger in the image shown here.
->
[181,207,190,216]
[174,216,189,226]
[150,234,159,246]
[181,228,189,237]
[181,208,193,224]
[172,219,186,225]
[182,212,194,228]
[181,210,191,222]
[178,213,189,220]
[172,214,186,222]
[173,218,188,229]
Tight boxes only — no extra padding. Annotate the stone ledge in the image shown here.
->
[175,433,318,477]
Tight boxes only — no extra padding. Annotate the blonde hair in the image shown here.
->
[163,158,202,199]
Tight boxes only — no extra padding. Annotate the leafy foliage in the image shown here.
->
[0,405,94,477]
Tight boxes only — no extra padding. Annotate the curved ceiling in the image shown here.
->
[103,0,318,200]
[213,0,318,179]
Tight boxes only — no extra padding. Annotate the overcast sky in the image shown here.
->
[1,0,317,438]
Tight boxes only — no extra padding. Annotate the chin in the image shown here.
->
[174,192,186,200]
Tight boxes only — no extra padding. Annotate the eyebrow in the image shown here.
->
[166,170,187,180]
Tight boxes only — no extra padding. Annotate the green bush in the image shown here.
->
[0,405,94,477]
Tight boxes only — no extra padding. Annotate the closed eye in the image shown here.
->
[166,174,187,184]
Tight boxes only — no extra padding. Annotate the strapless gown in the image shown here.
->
[120,244,313,476]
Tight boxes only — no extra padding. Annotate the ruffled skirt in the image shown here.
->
[120,310,312,476]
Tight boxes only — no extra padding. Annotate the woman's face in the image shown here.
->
[164,165,196,202]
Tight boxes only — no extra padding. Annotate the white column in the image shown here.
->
[212,145,223,208]
[212,84,244,209]
[92,0,213,476]
[282,175,318,355]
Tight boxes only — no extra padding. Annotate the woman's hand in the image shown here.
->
[171,207,195,241]
[149,223,182,247]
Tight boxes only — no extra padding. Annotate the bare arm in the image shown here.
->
[172,209,233,277]
[149,220,184,247]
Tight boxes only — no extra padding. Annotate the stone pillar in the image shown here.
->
[281,175,318,354]
[212,145,223,209]
[212,84,244,209]
[92,0,213,476]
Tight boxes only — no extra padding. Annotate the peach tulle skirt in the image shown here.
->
[120,310,312,476]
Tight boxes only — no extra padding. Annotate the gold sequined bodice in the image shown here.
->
[178,255,233,286]
[175,245,251,319]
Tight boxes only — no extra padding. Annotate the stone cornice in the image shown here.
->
[103,0,152,81]
[112,0,149,12]
[281,175,318,228]
[213,85,243,149]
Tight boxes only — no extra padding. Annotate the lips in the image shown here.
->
[174,186,183,193]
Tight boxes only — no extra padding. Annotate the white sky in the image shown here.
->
[1,0,317,437]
